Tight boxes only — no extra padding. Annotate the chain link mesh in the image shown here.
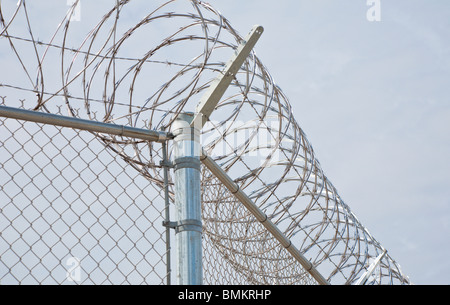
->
[0,98,169,285]
[201,168,317,285]
[0,98,317,285]
[0,98,318,285]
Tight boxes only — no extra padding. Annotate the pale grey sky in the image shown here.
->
[204,0,450,284]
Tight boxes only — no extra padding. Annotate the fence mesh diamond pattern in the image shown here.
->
[0,99,169,285]
[1,99,316,285]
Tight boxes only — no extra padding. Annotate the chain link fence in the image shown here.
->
[201,170,317,285]
[0,0,410,285]
[0,98,318,285]
[0,98,170,285]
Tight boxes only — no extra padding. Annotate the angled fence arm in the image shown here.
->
[200,150,331,285]
[191,25,264,129]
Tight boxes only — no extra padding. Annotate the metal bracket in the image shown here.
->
[191,25,264,129]
[163,219,203,234]
[173,156,201,171]
[159,160,174,168]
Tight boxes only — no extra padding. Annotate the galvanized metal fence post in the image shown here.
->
[161,137,172,286]
[172,113,202,285]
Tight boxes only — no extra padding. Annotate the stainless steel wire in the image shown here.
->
[0,0,410,284]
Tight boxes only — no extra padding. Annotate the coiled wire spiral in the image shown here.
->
[0,0,410,284]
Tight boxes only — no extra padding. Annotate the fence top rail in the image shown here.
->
[0,105,173,143]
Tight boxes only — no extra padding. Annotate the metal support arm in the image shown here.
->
[192,25,264,129]
[200,150,330,286]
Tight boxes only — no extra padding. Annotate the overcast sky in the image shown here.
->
[203,0,450,284]
[2,0,449,285]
